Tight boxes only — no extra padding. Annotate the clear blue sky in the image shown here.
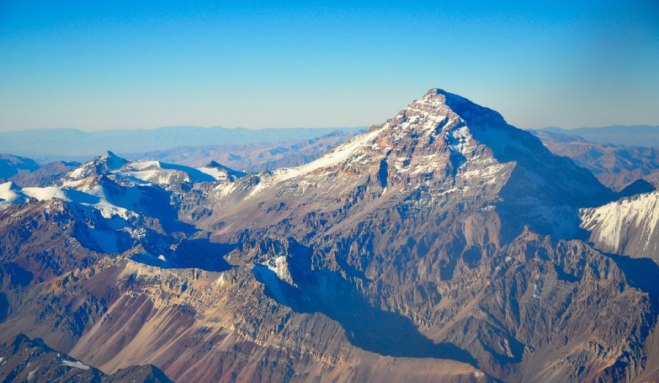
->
[1,0,658,131]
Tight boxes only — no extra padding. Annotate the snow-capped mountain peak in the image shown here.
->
[67,151,129,181]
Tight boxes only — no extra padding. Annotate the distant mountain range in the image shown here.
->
[0,124,655,164]
[533,129,659,191]
[0,126,364,162]
[124,130,360,171]
[538,125,659,148]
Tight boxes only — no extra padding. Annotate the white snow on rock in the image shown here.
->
[581,191,659,255]
[67,151,127,180]
[264,256,296,286]
[121,161,188,186]
[198,166,229,181]
[23,186,70,202]
[61,359,91,370]
[246,126,386,197]
[447,125,473,156]
[0,182,24,205]
[1,180,135,220]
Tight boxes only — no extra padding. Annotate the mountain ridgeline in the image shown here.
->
[0,89,657,383]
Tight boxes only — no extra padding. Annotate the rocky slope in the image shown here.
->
[0,89,656,382]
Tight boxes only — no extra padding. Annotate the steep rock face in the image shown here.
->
[581,191,659,262]
[0,89,655,383]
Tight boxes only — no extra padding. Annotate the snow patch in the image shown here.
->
[62,359,90,370]
[23,186,70,202]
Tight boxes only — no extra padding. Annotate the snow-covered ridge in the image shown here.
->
[244,126,387,196]
[1,181,69,206]
[64,151,241,189]
[0,180,134,219]
[62,359,91,370]
[67,151,127,180]
[581,191,659,255]
[273,126,386,181]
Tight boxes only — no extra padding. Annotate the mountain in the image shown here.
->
[0,89,657,382]
[534,129,659,191]
[0,334,171,382]
[540,125,659,148]
[0,126,362,161]
[0,154,39,181]
[197,89,613,241]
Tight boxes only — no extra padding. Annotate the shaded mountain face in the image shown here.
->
[0,89,656,383]
[534,129,659,192]
[0,334,171,382]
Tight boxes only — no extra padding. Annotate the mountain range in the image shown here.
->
[0,126,362,162]
[539,125,659,148]
[533,129,659,192]
[0,89,657,382]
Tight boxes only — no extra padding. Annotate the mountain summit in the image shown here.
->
[200,89,613,241]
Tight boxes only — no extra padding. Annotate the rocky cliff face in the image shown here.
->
[0,89,656,383]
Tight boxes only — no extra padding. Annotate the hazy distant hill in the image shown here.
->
[125,130,361,171]
[0,126,363,162]
[540,125,659,147]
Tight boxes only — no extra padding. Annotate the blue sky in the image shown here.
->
[1,0,658,131]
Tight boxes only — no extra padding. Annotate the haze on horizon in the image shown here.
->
[1,0,658,132]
